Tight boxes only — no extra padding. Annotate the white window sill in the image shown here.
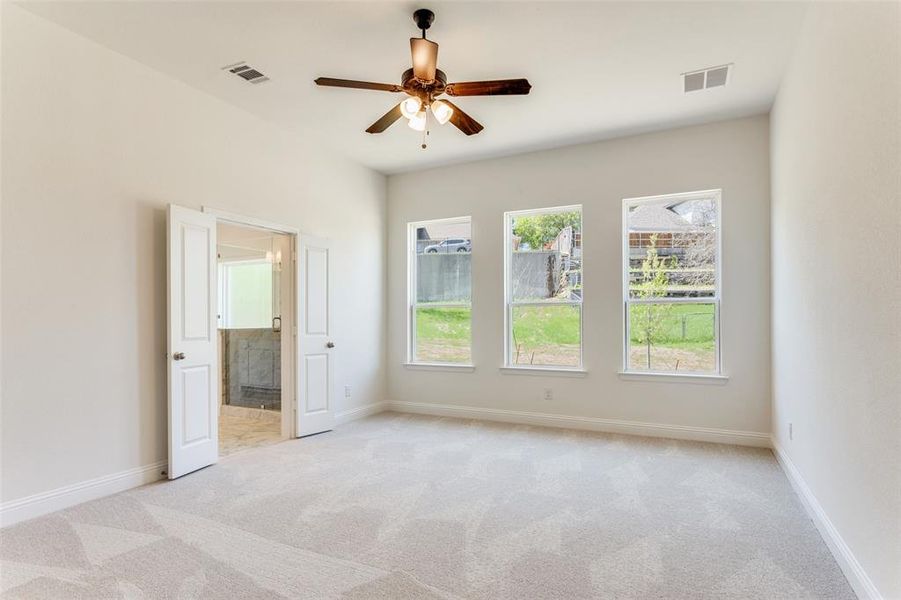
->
[500,366,587,378]
[403,363,475,373]
[617,371,729,384]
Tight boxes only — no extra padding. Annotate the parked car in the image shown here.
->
[423,238,471,253]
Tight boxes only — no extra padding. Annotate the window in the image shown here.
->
[408,217,472,364]
[505,206,583,368]
[623,190,721,374]
[218,259,274,329]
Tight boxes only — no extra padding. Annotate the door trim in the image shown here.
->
[202,205,300,234]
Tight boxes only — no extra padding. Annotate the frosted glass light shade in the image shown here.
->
[408,110,427,131]
[400,97,422,119]
[430,100,453,125]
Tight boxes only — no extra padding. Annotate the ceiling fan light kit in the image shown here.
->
[430,99,453,125]
[408,110,427,132]
[314,8,531,147]
[400,97,422,119]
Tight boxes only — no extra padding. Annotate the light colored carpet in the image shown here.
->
[0,413,854,599]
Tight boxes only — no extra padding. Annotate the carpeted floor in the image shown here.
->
[0,413,854,599]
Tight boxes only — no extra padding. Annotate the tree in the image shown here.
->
[675,231,716,293]
[513,212,581,249]
[670,198,716,295]
[632,235,677,368]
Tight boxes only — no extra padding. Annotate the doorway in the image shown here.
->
[167,204,336,479]
[216,222,293,456]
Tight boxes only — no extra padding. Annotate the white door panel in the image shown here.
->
[168,205,218,478]
[304,354,329,413]
[305,247,329,334]
[181,366,212,444]
[297,235,335,437]
[181,225,212,340]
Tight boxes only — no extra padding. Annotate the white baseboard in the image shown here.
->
[385,400,770,447]
[772,438,881,600]
[0,460,167,528]
[0,402,386,528]
[335,401,387,425]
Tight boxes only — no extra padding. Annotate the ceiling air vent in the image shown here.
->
[222,62,270,84]
[683,64,731,93]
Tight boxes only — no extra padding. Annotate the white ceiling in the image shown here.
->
[20,1,809,175]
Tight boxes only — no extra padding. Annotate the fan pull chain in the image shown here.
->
[421,108,430,149]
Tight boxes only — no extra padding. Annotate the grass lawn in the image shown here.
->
[415,302,716,369]
[415,307,471,363]
[628,303,716,372]
[628,302,715,348]
[416,306,471,342]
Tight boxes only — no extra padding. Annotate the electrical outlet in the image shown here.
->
[344,385,351,399]
[543,388,553,402]
[789,422,793,441]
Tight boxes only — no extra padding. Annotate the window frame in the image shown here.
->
[621,189,723,376]
[407,216,474,367]
[503,204,584,371]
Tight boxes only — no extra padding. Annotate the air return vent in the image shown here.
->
[222,62,270,84]
[683,64,731,93]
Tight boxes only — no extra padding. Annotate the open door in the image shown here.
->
[167,205,218,478]
[296,235,336,437]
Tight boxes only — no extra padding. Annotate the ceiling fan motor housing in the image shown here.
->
[402,68,446,102]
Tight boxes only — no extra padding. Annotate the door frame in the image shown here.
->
[203,206,299,440]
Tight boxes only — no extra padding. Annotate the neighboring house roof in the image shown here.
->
[628,204,694,232]
[421,222,471,240]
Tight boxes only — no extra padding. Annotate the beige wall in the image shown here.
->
[0,5,387,503]
[387,116,771,437]
[770,2,901,598]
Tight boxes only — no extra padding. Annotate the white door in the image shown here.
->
[167,205,218,478]
[296,235,335,437]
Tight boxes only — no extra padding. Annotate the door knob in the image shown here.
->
[326,342,335,348]
[173,352,186,361]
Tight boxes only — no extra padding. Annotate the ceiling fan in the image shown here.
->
[314,8,531,144]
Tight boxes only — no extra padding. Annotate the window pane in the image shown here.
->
[415,306,471,364]
[511,304,581,367]
[415,222,471,304]
[224,261,272,329]
[510,209,582,302]
[411,218,472,364]
[628,302,716,373]
[628,198,717,299]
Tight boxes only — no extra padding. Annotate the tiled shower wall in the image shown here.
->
[222,328,281,410]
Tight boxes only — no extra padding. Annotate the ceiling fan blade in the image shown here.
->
[445,79,532,96]
[441,100,484,136]
[314,77,403,93]
[410,38,438,81]
[365,103,404,134]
